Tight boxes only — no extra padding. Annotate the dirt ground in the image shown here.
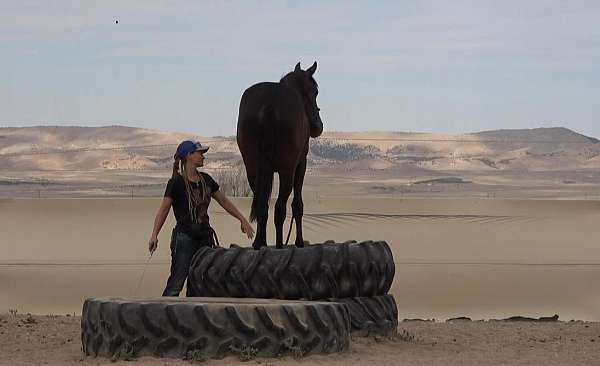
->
[2,197,600,364]
[1,314,599,366]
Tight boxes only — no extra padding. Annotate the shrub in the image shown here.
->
[212,163,252,197]
[310,140,380,161]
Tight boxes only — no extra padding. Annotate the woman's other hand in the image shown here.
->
[148,236,158,254]
[148,196,172,255]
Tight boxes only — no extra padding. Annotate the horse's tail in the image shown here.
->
[249,104,275,223]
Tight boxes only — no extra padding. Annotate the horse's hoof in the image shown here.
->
[275,244,284,249]
[295,241,305,248]
[252,242,265,250]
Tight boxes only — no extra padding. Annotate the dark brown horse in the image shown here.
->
[237,62,323,249]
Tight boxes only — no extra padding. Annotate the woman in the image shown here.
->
[148,140,254,296]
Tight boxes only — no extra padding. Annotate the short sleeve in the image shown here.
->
[164,177,176,198]
[203,173,220,193]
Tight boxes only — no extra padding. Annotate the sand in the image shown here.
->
[1,197,600,364]
[1,314,599,365]
[2,197,599,320]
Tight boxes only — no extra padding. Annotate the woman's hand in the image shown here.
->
[148,196,172,255]
[240,218,255,239]
[148,235,158,254]
[212,191,255,240]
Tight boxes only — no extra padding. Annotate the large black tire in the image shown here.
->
[327,294,398,337]
[81,297,350,360]
[187,240,394,300]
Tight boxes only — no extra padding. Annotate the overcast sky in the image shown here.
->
[2,1,599,138]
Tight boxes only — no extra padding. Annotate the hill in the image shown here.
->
[1,126,599,172]
[1,125,599,199]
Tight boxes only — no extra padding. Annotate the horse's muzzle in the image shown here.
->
[310,116,324,138]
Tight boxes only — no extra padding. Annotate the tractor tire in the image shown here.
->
[327,294,398,336]
[81,297,350,360]
[187,240,394,300]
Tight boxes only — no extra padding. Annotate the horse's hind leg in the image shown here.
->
[243,160,266,249]
[254,208,268,249]
[252,184,269,249]
[292,158,306,248]
[252,187,269,249]
[275,170,294,248]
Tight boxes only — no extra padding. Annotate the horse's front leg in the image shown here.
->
[275,171,294,248]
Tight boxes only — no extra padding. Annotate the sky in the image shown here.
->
[1,0,599,138]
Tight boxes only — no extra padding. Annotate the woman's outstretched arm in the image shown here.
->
[212,191,254,239]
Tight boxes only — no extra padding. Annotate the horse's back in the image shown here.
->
[237,81,309,170]
[239,82,303,121]
[237,83,277,152]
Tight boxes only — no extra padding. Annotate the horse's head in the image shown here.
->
[289,61,323,138]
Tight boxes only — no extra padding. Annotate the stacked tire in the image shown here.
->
[188,240,398,337]
[80,240,396,360]
[81,297,351,359]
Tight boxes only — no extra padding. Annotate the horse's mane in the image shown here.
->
[279,71,298,87]
[280,70,318,90]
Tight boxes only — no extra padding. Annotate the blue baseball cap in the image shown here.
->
[174,140,209,159]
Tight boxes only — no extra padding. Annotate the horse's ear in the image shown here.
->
[294,62,301,72]
[307,61,317,75]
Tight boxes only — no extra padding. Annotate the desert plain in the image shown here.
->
[1,197,600,365]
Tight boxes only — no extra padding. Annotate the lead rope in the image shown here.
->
[133,253,153,297]
[210,227,220,247]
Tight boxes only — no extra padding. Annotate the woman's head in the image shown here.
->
[174,141,209,160]
[172,141,209,178]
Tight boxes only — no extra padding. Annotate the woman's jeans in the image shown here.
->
[162,229,206,297]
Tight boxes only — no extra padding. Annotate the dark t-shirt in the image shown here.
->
[164,173,219,234]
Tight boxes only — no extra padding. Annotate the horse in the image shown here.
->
[237,62,323,249]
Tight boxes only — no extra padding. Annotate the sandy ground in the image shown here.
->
[2,197,600,320]
[2,197,600,364]
[1,314,599,366]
